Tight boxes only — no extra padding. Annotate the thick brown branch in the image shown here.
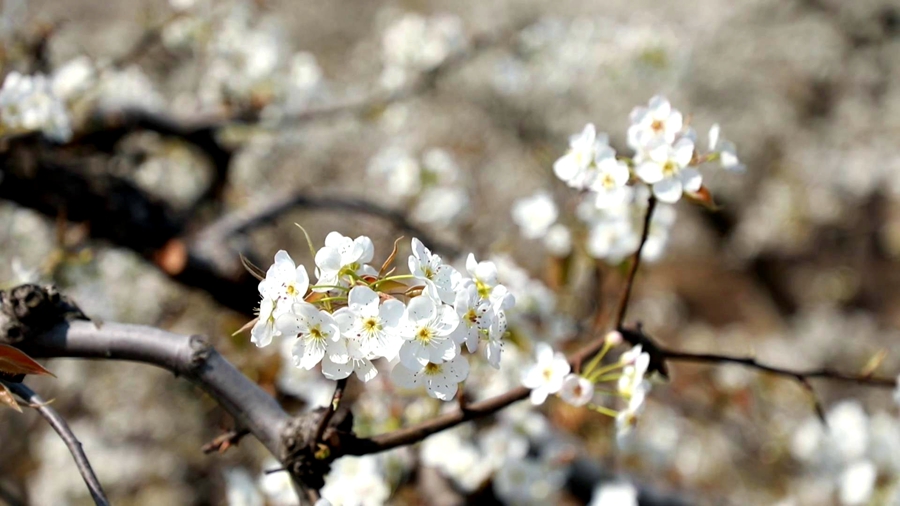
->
[4,382,110,506]
[15,321,292,460]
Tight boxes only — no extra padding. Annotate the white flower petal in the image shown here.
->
[391,363,422,389]
[652,178,684,204]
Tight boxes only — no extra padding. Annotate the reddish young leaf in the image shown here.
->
[0,344,55,377]
[685,185,721,211]
[379,236,404,277]
[0,383,22,412]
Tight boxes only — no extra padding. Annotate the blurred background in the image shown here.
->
[1,0,900,504]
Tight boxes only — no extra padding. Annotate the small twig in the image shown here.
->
[613,196,657,329]
[5,382,110,506]
[660,347,897,424]
[660,349,897,388]
[311,378,348,452]
[201,427,251,454]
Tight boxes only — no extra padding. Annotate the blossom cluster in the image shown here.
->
[367,147,469,226]
[380,13,466,90]
[511,95,742,264]
[248,233,514,401]
[521,332,653,440]
[0,71,72,142]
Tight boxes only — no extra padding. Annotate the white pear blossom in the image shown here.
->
[397,295,460,370]
[450,282,493,354]
[0,71,72,141]
[554,123,606,189]
[521,343,571,405]
[251,250,310,348]
[635,138,700,203]
[276,302,345,370]
[618,345,650,398]
[367,147,422,198]
[324,309,378,383]
[342,286,405,359]
[409,238,459,304]
[391,354,469,401]
[627,95,684,151]
[484,306,508,369]
[466,254,514,310]
[590,148,631,209]
[559,373,594,406]
[314,232,375,290]
[511,191,558,239]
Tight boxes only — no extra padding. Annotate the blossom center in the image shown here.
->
[662,160,679,177]
[416,327,433,343]
[363,317,380,333]
[423,266,434,279]
[601,173,616,188]
[465,309,478,325]
[309,325,325,341]
[285,283,298,296]
[475,280,491,299]
[542,367,554,381]
[650,119,664,133]
[423,363,442,375]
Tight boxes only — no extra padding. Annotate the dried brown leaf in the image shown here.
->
[0,345,55,377]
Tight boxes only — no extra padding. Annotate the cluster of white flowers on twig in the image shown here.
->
[380,12,466,90]
[248,233,513,401]
[367,147,469,226]
[512,95,742,264]
[0,71,72,142]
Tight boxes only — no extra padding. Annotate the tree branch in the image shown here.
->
[4,382,110,506]
[15,320,292,462]
[613,196,657,329]
[311,378,347,453]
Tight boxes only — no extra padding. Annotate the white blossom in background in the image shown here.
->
[314,232,376,290]
[421,148,461,185]
[223,468,263,506]
[320,455,391,506]
[0,71,72,141]
[367,147,422,198]
[511,191,558,239]
[708,124,745,173]
[839,460,876,506]
[590,481,639,506]
[252,250,310,347]
[421,427,494,492]
[258,458,299,505]
[493,457,566,505]
[381,13,465,89]
[51,56,96,101]
[96,66,165,113]
[521,343,571,405]
[543,223,572,256]
[411,186,468,225]
[391,354,469,400]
